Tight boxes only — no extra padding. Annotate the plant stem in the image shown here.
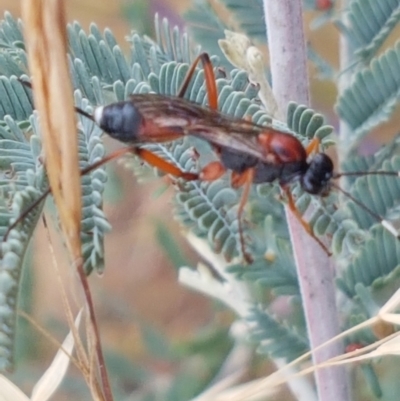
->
[262,1,350,401]
[338,0,354,161]
[75,259,113,401]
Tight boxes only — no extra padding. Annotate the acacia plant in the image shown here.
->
[1,0,400,400]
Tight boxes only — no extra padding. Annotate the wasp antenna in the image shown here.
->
[75,106,94,121]
[18,77,32,89]
[333,171,400,179]
[331,182,400,238]
[18,77,95,122]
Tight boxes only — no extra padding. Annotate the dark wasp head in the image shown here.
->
[301,153,334,195]
[94,101,142,143]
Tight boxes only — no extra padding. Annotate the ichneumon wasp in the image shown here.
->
[5,52,400,263]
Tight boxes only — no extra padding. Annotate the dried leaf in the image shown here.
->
[0,376,30,401]
[30,310,83,401]
[219,30,279,118]
[379,287,400,315]
[21,0,82,261]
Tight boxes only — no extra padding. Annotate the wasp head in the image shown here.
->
[301,153,334,195]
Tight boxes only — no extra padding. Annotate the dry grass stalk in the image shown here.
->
[21,0,82,262]
[20,2,113,399]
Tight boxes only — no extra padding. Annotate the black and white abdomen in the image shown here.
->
[94,101,143,143]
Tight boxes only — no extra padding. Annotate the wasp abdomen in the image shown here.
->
[220,147,258,173]
[94,101,143,143]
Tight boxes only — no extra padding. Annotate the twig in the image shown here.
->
[262,1,350,400]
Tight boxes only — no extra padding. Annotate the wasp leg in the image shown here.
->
[199,163,254,263]
[199,161,226,181]
[284,187,328,250]
[82,146,197,180]
[305,137,321,156]
[283,186,332,256]
[83,146,198,181]
[133,147,198,180]
[231,170,252,188]
[177,53,218,110]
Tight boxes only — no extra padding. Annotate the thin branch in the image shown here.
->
[263,1,350,401]
[75,259,113,401]
[338,0,355,162]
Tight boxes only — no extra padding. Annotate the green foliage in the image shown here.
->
[228,238,299,296]
[0,111,44,371]
[219,0,266,42]
[184,1,228,64]
[74,94,111,275]
[186,0,336,47]
[121,0,152,36]
[336,42,400,151]
[0,14,26,78]
[343,0,400,61]
[248,305,309,359]
[337,226,400,298]
[307,44,336,81]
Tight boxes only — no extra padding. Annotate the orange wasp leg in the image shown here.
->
[133,148,198,180]
[305,137,320,156]
[79,146,198,181]
[81,146,198,181]
[196,159,255,263]
[178,54,257,262]
[177,53,218,110]
[282,186,332,256]
[199,161,226,181]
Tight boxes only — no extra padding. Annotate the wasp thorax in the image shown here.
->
[94,101,143,143]
[301,153,334,195]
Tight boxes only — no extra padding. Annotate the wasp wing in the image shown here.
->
[186,118,279,162]
[130,94,296,164]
